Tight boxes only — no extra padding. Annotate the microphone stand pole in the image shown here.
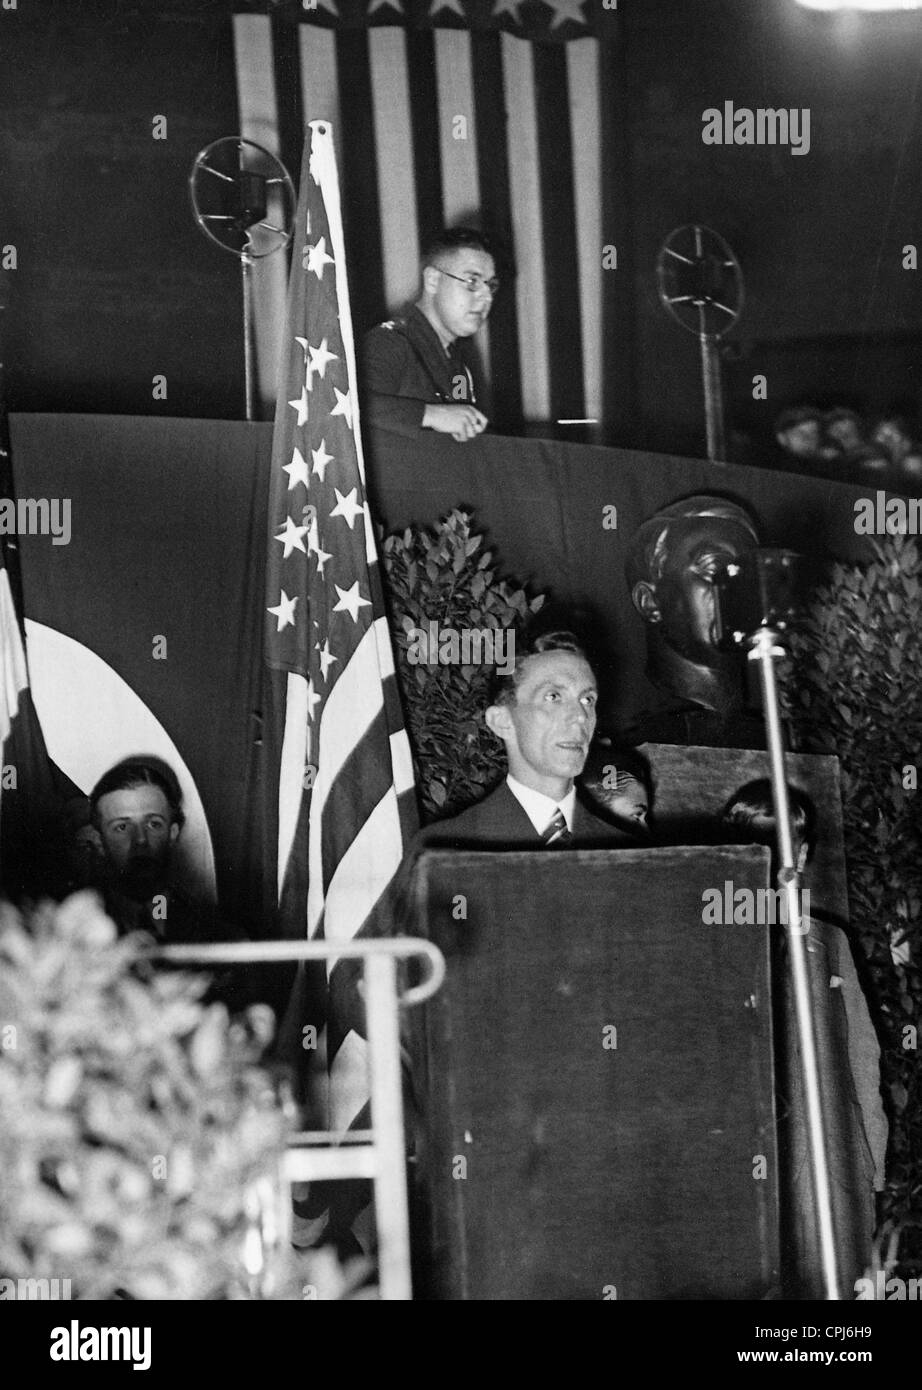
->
[747,625,842,1300]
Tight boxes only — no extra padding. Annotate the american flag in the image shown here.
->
[265,120,418,1132]
[232,10,622,435]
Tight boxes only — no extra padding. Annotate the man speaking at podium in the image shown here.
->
[422,630,631,850]
[329,632,628,1055]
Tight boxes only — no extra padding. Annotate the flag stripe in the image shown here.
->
[567,37,602,425]
[272,10,307,194]
[237,18,612,431]
[278,670,309,898]
[232,13,290,413]
[335,29,386,331]
[305,621,389,825]
[320,708,394,887]
[501,33,550,422]
[406,29,446,252]
[434,30,480,230]
[470,28,522,432]
[369,29,420,312]
[322,784,404,945]
[534,42,584,423]
[298,24,341,140]
[599,34,635,438]
[433,29,491,388]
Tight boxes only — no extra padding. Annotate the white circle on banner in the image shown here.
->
[23,620,217,902]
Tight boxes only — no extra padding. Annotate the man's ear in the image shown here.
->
[421,264,441,298]
[796,841,809,875]
[169,821,180,846]
[485,702,512,744]
[631,580,662,624]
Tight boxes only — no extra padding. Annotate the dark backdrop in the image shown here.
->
[10,411,878,920]
[3,0,922,452]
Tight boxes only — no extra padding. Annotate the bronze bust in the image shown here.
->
[625,494,765,747]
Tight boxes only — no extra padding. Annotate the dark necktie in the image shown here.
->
[541,807,572,848]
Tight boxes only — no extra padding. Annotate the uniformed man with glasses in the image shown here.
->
[361,227,497,442]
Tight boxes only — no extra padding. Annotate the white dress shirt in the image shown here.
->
[505,775,576,835]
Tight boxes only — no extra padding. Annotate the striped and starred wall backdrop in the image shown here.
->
[231,3,631,438]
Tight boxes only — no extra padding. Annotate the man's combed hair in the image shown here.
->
[580,743,652,800]
[720,778,813,849]
[89,758,185,829]
[489,629,591,707]
[422,226,495,266]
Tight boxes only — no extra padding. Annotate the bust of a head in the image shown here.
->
[626,494,760,713]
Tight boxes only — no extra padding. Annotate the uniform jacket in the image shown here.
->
[360,305,481,437]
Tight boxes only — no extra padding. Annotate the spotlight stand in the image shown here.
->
[747,624,842,1301]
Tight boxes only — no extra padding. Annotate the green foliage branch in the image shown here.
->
[781,536,922,1272]
[0,893,366,1299]
[381,508,545,821]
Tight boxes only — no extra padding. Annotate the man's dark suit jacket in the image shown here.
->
[329,782,630,1040]
[418,780,632,850]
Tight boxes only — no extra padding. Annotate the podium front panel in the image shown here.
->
[412,844,778,1300]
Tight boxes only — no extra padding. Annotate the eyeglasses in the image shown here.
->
[434,266,500,297]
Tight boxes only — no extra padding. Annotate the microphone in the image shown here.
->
[712,547,813,651]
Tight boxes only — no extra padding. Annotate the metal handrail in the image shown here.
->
[155,934,446,1300]
[157,935,445,1008]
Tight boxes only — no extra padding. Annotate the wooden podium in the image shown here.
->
[409,844,779,1300]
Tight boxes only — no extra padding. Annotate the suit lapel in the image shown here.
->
[493,782,543,842]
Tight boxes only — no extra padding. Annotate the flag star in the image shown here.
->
[295,336,310,364]
[306,519,333,574]
[307,336,339,384]
[315,0,338,13]
[542,0,586,27]
[330,386,353,429]
[369,0,404,10]
[312,439,334,482]
[316,639,338,681]
[333,580,372,624]
[429,0,465,14]
[283,447,310,491]
[275,516,309,558]
[330,486,364,529]
[305,235,335,280]
[492,0,523,17]
[267,590,298,632]
[288,386,309,427]
[306,678,322,722]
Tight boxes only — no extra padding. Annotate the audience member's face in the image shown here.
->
[488,650,597,798]
[650,517,757,665]
[737,811,809,873]
[872,420,912,465]
[425,247,496,343]
[607,777,650,829]
[779,421,821,458]
[95,784,179,898]
[900,453,922,483]
[825,418,863,455]
[68,822,106,887]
